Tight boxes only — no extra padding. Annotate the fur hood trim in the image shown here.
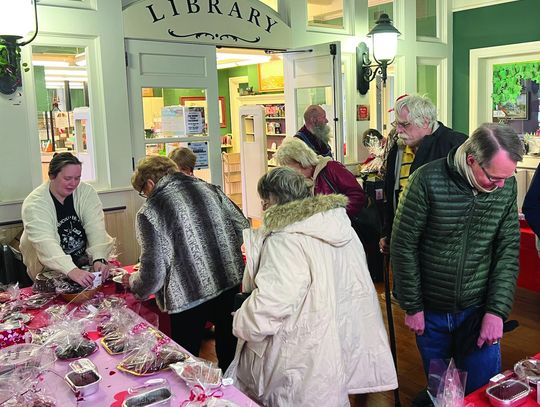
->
[264,194,348,231]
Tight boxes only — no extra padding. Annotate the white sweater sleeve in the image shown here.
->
[75,183,115,261]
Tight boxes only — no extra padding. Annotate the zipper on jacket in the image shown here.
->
[455,194,476,310]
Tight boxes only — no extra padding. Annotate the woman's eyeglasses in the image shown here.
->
[138,186,147,198]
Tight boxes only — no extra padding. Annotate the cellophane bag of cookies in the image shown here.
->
[41,317,97,360]
[117,335,189,376]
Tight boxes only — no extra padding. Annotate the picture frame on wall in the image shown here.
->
[258,59,284,92]
[496,92,529,120]
[180,96,227,128]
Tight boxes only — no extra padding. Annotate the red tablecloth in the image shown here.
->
[464,353,540,406]
[519,220,540,293]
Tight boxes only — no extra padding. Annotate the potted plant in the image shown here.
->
[0,43,29,95]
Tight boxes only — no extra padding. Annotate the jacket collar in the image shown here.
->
[412,121,446,171]
[264,194,348,232]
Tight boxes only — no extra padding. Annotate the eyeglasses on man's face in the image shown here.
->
[391,120,412,129]
[479,163,515,183]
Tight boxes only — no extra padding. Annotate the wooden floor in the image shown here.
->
[200,285,540,406]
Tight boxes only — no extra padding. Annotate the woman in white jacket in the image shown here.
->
[232,167,397,407]
[20,153,114,287]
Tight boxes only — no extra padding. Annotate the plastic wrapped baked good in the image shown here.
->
[117,337,189,376]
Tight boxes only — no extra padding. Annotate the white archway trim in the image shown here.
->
[469,41,540,134]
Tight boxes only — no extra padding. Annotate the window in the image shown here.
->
[31,46,95,182]
[417,64,438,105]
[141,87,211,181]
[259,0,278,12]
[416,0,437,38]
[368,0,394,32]
[307,0,344,30]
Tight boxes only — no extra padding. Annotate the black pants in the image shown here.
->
[170,285,239,371]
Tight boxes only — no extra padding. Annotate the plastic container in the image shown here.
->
[122,378,171,407]
[486,379,530,407]
[65,369,102,396]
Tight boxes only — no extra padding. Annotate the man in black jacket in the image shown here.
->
[379,94,467,254]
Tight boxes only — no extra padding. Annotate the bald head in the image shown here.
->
[304,105,326,126]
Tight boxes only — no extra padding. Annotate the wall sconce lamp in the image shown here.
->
[357,13,400,95]
[0,0,39,95]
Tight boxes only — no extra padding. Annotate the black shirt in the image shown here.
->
[50,191,88,268]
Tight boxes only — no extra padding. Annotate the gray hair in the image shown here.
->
[394,94,437,128]
[274,138,319,168]
[465,123,524,166]
[257,167,311,205]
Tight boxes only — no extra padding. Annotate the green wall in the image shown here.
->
[453,0,540,134]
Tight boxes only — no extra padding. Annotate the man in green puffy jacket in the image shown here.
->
[391,123,524,395]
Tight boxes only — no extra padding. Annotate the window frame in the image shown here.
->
[23,34,108,190]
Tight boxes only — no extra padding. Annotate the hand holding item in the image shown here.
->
[405,311,425,335]
[67,267,95,288]
[93,260,110,280]
[379,236,390,254]
[121,272,131,291]
[477,312,503,348]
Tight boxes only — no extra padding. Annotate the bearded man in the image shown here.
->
[295,105,333,158]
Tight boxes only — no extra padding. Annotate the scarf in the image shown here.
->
[454,144,497,194]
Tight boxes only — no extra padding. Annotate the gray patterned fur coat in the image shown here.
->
[129,172,249,314]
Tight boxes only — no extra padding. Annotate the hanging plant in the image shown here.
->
[0,43,29,93]
[492,61,540,108]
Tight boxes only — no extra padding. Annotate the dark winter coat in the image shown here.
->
[382,122,467,238]
[390,148,520,320]
[129,172,249,314]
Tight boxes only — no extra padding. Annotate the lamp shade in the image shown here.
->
[372,32,399,61]
[367,13,400,62]
[0,0,36,38]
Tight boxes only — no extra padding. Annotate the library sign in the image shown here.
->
[123,0,292,49]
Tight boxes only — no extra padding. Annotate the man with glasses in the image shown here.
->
[380,94,467,255]
[391,124,524,398]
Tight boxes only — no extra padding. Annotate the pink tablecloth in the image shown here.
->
[42,318,258,406]
[16,286,258,406]
[463,353,540,406]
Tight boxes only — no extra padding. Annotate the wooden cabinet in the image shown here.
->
[222,152,242,208]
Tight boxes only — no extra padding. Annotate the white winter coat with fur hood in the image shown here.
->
[232,194,397,407]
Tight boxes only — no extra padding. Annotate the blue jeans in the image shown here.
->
[416,307,501,394]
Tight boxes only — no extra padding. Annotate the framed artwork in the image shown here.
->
[498,92,529,120]
[180,96,227,128]
[258,59,284,92]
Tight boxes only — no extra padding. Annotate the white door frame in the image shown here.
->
[125,39,221,185]
[228,76,249,152]
[284,42,344,162]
